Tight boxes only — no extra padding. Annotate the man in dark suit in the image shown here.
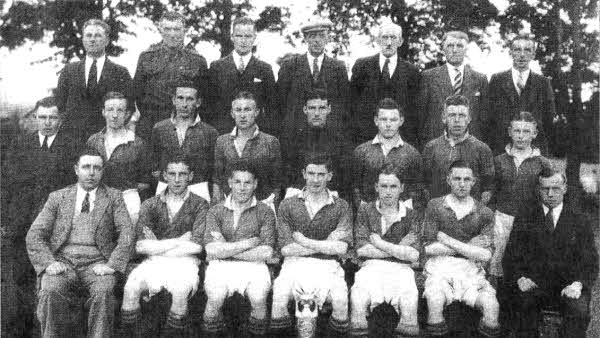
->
[488,35,556,155]
[26,148,135,337]
[417,31,488,148]
[134,12,208,140]
[207,17,277,135]
[503,169,598,337]
[277,18,350,134]
[56,19,133,143]
[350,22,420,146]
[2,97,80,337]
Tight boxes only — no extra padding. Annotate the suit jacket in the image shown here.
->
[26,184,135,275]
[350,54,420,145]
[503,203,598,290]
[277,53,350,133]
[207,53,277,134]
[56,58,133,142]
[2,130,81,239]
[488,70,556,155]
[417,64,488,148]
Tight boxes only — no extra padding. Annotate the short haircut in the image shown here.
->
[303,152,333,172]
[510,111,538,127]
[375,98,404,117]
[174,80,199,97]
[33,97,62,118]
[374,22,402,38]
[164,155,192,172]
[232,17,256,32]
[444,94,470,110]
[305,88,329,104]
[378,163,403,183]
[227,161,258,181]
[447,160,474,176]
[82,19,110,36]
[103,91,128,105]
[442,31,469,44]
[159,11,186,25]
[510,33,537,50]
[76,148,104,166]
[538,167,567,185]
[232,91,257,105]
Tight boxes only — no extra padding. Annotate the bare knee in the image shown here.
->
[350,287,369,313]
[246,282,270,309]
[330,287,349,314]
[424,288,447,315]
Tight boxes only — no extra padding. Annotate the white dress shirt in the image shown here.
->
[511,67,530,92]
[379,53,398,77]
[75,185,98,215]
[85,54,106,84]
[38,132,57,148]
[233,51,252,71]
[307,53,325,75]
[543,203,563,228]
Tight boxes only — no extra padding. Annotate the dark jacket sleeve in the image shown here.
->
[502,211,531,286]
[404,63,421,146]
[573,215,599,289]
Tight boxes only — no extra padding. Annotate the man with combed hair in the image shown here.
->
[423,94,494,202]
[421,160,500,337]
[206,17,277,135]
[503,169,598,337]
[353,98,423,207]
[56,19,133,143]
[488,34,556,155]
[134,12,208,139]
[119,156,207,337]
[26,149,135,337]
[350,164,421,337]
[351,22,420,145]
[201,164,276,337]
[270,154,352,337]
[417,30,489,147]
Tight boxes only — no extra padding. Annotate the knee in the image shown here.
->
[424,288,446,313]
[246,283,270,308]
[123,278,145,301]
[272,278,291,305]
[350,288,369,312]
[205,285,227,305]
[89,276,116,298]
[478,292,500,318]
[40,274,69,294]
[330,288,349,312]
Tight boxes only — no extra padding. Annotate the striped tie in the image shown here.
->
[517,72,526,95]
[453,68,462,95]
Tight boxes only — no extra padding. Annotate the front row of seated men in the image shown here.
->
[26,147,597,337]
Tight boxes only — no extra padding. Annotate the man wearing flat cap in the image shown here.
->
[277,18,350,135]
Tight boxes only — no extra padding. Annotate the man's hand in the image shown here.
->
[517,277,538,292]
[292,232,307,245]
[92,264,115,276]
[436,231,450,244]
[179,231,192,241]
[561,282,582,299]
[369,233,383,246]
[247,237,261,247]
[481,191,492,205]
[45,262,69,275]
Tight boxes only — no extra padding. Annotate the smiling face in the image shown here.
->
[102,98,129,130]
[510,39,535,71]
[82,24,109,58]
[376,25,403,58]
[443,104,470,138]
[303,98,331,128]
[443,35,468,66]
[36,106,61,137]
[159,19,186,48]
[303,164,332,194]
[75,155,104,191]
[509,120,538,150]
[232,24,256,56]
[231,98,259,130]
[375,108,403,139]
[164,162,193,196]
[447,167,475,199]
[376,173,403,207]
[228,170,257,204]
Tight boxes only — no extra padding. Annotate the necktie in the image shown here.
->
[81,192,90,213]
[517,72,526,95]
[87,59,98,91]
[238,56,245,73]
[453,68,463,95]
[382,58,391,81]
[545,208,554,232]
[312,57,320,83]
[41,136,49,151]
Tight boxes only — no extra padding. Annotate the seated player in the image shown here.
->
[119,156,208,337]
[503,169,598,337]
[201,163,276,337]
[351,164,421,337]
[421,160,500,337]
[270,154,352,337]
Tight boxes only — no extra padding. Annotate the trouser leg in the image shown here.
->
[37,268,81,338]
[80,265,116,338]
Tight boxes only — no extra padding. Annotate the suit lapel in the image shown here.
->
[501,70,519,98]
[437,65,453,94]
[77,61,87,95]
[97,58,111,88]
[60,185,78,236]
[91,186,109,233]
[299,54,312,82]
[225,54,239,76]
[462,65,475,94]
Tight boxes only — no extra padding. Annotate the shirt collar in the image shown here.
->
[158,188,191,203]
[447,62,466,76]
[543,202,563,214]
[505,144,541,158]
[375,199,411,218]
[444,130,470,146]
[101,127,135,141]
[372,134,404,147]
[170,114,202,126]
[233,51,252,68]
[230,125,260,138]
[38,132,57,147]
[378,53,397,70]
[223,195,258,211]
[76,184,98,200]
[299,188,336,205]
[512,67,530,82]
[85,55,106,78]
[442,194,476,213]
[306,53,325,67]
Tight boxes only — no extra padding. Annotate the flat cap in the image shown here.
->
[301,18,333,34]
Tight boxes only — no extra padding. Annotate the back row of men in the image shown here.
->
[55,13,555,156]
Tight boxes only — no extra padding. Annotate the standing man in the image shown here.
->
[207,17,277,135]
[201,164,276,337]
[488,35,556,155]
[503,169,598,337]
[423,95,494,202]
[421,160,501,338]
[277,18,350,133]
[26,149,135,337]
[353,98,423,207]
[56,19,133,143]
[152,82,218,202]
[270,154,352,337]
[417,31,488,147]
[350,22,420,145]
[134,12,208,139]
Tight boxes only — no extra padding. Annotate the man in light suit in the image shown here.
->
[350,22,420,146]
[56,19,133,143]
[207,17,278,135]
[488,34,556,155]
[417,31,488,148]
[277,18,350,134]
[26,148,135,337]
